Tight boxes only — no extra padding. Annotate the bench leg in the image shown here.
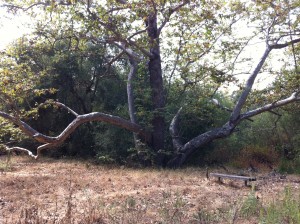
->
[218,177,223,183]
[244,180,248,186]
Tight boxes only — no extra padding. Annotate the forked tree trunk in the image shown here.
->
[168,112,237,168]
[167,43,300,167]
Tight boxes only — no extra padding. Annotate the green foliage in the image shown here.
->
[1,25,132,158]
[279,157,300,174]
[0,118,27,143]
[127,140,156,167]
[0,43,46,146]
[240,190,261,218]
[0,146,13,172]
[134,63,153,129]
[259,187,300,223]
[96,154,116,165]
[94,123,134,164]
[1,0,300,167]
[221,105,300,169]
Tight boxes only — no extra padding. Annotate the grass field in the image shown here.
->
[0,156,300,223]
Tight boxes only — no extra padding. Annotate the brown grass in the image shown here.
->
[0,156,299,223]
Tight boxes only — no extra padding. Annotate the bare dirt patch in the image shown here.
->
[0,156,299,223]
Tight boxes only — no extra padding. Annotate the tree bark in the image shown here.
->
[168,109,237,167]
[0,105,146,158]
[147,12,166,166]
[127,58,139,146]
[230,46,271,123]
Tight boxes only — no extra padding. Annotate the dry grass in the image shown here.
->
[0,156,299,223]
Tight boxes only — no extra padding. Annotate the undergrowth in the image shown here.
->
[259,187,300,223]
[0,151,12,172]
[3,186,300,224]
[2,157,300,223]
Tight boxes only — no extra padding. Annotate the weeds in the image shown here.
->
[158,191,187,223]
[240,191,260,218]
[191,209,221,224]
[4,186,300,224]
[279,157,300,174]
[259,187,300,223]
[0,150,12,172]
[3,156,300,223]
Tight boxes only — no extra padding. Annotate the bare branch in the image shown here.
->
[1,0,79,12]
[270,38,300,49]
[86,9,153,58]
[166,29,186,93]
[127,39,153,58]
[106,51,125,67]
[127,59,138,125]
[105,6,130,15]
[40,101,79,117]
[0,107,145,146]
[268,110,282,116]
[0,111,40,138]
[230,46,271,122]
[158,0,190,34]
[241,92,300,120]
[54,101,79,116]
[230,34,300,123]
[127,29,147,41]
[211,99,254,122]
[4,145,38,159]
[116,0,128,4]
[211,99,233,113]
[1,3,49,11]
[230,33,259,76]
[113,42,142,60]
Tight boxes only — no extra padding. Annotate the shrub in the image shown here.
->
[279,156,300,174]
[232,146,279,169]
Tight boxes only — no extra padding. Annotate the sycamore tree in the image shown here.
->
[0,0,300,167]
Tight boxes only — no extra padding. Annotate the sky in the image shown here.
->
[0,8,32,50]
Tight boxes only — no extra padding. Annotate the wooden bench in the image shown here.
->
[210,173,256,186]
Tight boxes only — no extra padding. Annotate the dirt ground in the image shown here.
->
[0,156,300,223]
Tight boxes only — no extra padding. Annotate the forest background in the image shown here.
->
[0,0,300,171]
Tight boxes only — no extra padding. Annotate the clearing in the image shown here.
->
[0,156,299,223]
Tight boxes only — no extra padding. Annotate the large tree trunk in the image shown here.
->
[147,12,166,165]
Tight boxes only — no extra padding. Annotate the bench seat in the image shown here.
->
[210,172,256,186]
